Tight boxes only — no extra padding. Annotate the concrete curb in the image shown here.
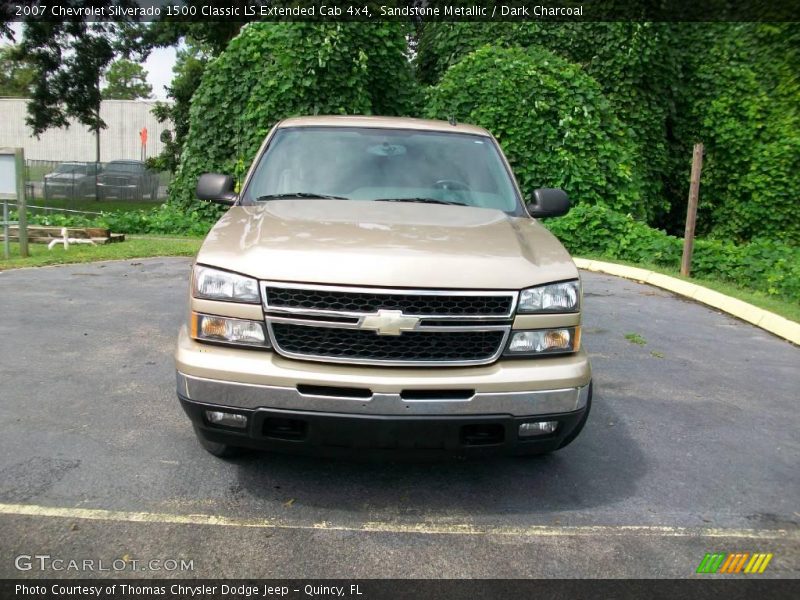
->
[574,258,800,346]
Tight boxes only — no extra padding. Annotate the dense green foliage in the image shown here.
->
[425,45,645,217]
[417,22,674,222]
[9,19,796,244]
[545,204,800,304]
[666,23,800,244]
[25,204,212,237]
[416,22,800,244]
[170,22,418,216]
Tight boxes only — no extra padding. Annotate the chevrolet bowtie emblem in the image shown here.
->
[360,309,420,336]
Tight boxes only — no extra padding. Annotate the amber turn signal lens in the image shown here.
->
[190,312,269,348]
[505,327,576,355]
[200,316,228,338]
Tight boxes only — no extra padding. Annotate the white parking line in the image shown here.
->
[0,503,796,539]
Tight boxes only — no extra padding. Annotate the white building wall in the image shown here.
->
[0,98,171,162]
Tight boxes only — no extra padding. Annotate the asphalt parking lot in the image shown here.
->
[0,258,797,578]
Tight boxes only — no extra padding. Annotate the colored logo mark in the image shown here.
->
[696,552,773,574]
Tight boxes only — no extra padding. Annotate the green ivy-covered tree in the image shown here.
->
[417,22,799,244]
[170,21,418,216]
[416,22,675,223]
[425,45,645,217]
[665,23,800,244]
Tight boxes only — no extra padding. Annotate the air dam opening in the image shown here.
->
[401,389,475,401]
[296,385,372,399]
[460,424,505,446]
[263,417,307,441]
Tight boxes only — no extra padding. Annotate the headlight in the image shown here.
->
[517,280,580,313]
[191,313,270,348]
[193,265,260,303]
[504,327,579,356]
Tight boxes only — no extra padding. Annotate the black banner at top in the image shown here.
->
[3,0,800,23]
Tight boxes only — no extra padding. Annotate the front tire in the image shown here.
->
[193,425,243,459]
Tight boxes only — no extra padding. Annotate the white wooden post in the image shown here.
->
[0,148,27,258]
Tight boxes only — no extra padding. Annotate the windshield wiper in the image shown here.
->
[255,192,350,201]
[373,197,468,206]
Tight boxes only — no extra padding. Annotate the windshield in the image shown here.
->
[242,127,521,212]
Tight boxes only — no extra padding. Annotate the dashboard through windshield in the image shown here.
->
[241,127,523,213]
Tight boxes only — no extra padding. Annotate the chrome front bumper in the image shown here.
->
[176,371,591,417]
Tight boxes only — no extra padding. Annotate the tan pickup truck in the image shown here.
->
[175,116,592,458]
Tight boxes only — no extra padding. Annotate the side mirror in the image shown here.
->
[526,188,570,218]
[196,173,237,205]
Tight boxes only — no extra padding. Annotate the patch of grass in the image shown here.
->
[0,236,201,270]
[580,254,800,324]
[624,332,647,345]
[650,350,665,359]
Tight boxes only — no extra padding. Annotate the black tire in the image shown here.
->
[556,381,593,450]
[192,425,243,459]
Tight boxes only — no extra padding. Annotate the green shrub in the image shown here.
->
[417,23,800,243]
[25,204,214,237]
[545,204,800,303]
[425,45,646,217]
[416,22,675,223]
[657,23,800,244]
[170,21,418,216]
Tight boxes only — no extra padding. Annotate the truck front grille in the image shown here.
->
[272,324,506,364]
[264,286,513,316]
[262,282,516,366]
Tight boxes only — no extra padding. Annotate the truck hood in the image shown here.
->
[196,200,578,289]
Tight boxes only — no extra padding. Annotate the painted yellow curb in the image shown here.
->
[574,258,800,346]
[0,502,796,540]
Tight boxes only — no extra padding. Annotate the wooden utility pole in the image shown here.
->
[15,148,28,257]
[681,142,704,277]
